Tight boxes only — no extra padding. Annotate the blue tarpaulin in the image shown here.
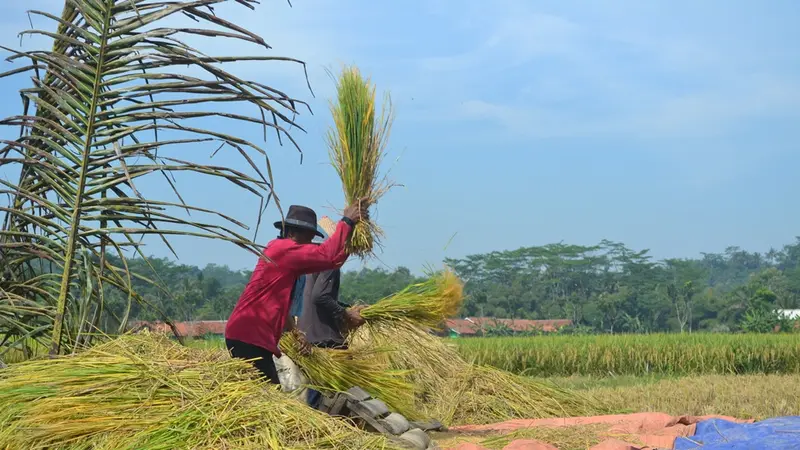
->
[674,416,800,449]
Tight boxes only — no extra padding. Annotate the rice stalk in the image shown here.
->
[326,65,395,257]
[360,268,464,329]
[280,332,416,416]
[0,333,397,449]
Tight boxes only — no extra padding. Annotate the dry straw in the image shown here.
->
[279,269,601,426]
[349,321,606,425]
[326,65,395,257]
[0,333,397,449]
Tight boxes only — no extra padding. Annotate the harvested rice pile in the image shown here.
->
[280,331,417,415]
[285,267,603,425]
[348,270,603,424]
[350,321,606,425]
[0,334,396,449]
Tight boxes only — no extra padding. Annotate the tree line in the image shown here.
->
[445,239,800,333]
[105,237,800,334]
[102,258,427,329]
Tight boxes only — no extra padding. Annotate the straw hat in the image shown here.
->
[312,216,337,244]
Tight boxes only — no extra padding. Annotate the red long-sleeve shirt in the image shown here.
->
[224,219,353,355]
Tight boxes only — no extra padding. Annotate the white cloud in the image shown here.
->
[400,0,800,141]
[3,1,799,145]
[419,12,581,73]
[458,73,800,140]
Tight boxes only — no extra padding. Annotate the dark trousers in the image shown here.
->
[226,339,280,385]
[307,340,347,409]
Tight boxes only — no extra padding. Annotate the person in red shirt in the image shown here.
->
[224,200,368,383]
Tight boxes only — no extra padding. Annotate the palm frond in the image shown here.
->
[0,0,310,355]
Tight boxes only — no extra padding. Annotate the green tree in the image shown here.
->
[740,288,780,333]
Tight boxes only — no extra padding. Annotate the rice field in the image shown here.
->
[186,333,800,377]
[187,333,800,377]
[455,333,800,377]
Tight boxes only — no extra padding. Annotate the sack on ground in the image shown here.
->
[273,354,307,399]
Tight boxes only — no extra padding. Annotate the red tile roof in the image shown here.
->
[445,318,572,335]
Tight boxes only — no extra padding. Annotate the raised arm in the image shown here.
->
[278,218,354,274]
[274,199,369,274]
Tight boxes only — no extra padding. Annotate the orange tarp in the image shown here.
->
[447,412,753,450]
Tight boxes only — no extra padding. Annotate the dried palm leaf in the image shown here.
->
[0,0,310,356]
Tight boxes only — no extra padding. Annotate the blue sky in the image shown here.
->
[0,0,799,274]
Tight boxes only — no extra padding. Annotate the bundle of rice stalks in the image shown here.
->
[326,65,395,257]
[0,333,396,449]
[360,268,464,329]
[280,331,416,415]
[350,322,606,426]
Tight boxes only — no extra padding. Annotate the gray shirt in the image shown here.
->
[297,269,348,347]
